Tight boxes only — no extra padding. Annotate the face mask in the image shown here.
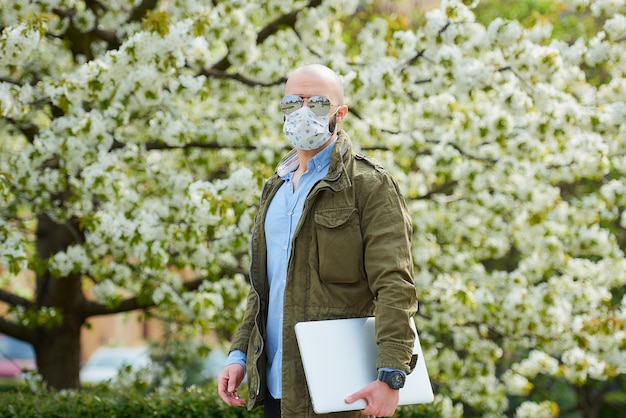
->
[283,106,337,150]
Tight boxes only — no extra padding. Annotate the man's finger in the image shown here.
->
[345,388,366,405]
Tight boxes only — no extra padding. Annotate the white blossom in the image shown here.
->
[49,245,89,277]
[90,279,117,304]
[0,23,41,74]
[515,401,559,418]
[503,372,532,396]
[604,13,626,39]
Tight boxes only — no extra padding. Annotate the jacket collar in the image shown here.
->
[319,130,352,192]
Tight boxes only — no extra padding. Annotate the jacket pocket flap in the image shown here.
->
[314,208,357,228]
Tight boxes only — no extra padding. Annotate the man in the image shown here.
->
[217,64,418,417]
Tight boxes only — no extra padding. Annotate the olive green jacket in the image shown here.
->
[230,131,418,417]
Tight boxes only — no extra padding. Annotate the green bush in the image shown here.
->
[0,381,263,418]
[0,381,436,417]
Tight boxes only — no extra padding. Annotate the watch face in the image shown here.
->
[391,372,405,389]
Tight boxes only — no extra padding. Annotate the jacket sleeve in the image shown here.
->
[229,286,258,355]
[229,179,274,356]
[357,163,418,373]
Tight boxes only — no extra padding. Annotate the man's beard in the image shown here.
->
[328,113,337,135]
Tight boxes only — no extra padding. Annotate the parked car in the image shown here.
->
[200,347,227,381]
[0,334,36,378]
[80,346,151,383]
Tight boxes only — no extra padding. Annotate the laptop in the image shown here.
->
[294,317,434,414]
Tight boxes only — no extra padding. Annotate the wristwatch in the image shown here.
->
[377,369,406,390]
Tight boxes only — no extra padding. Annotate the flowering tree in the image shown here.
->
[1,0,625,416]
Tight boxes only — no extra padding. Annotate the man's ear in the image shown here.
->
[336,105,348,123]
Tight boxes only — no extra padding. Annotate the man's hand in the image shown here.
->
[217,364,247,407]
[345,379,400,416]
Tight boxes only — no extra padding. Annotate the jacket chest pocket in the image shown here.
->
[314,207,364,283]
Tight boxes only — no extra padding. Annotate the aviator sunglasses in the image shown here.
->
[280,95,338,116]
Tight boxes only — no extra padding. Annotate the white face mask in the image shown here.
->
[283,106,336,150]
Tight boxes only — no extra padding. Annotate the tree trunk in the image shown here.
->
[34,315,83,390]
[34,213,86,390]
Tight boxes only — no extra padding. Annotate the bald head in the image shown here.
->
[285,64,345,106]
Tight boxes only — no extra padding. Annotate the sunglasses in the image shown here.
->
[280,95,338,116]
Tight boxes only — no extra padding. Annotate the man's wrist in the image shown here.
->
[377,368,406,390]
[226,349,247,369]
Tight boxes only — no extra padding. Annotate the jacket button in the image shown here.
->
[249,390,256,399]
[253,344,260,354]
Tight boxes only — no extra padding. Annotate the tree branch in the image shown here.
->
[0,318,37,344]
[498,65,535,93]
[0,289,33,308]
[81,297,150,317]
[398,48,428,70]
[144,140,259,151]
[2,117,39,143]
[91,27,121,50]
[198,68,286,87]
[81,278,207,317]
[127,0,158,23]
[0,77,21,86]
[203,0,322,82]
[257,0,322,43]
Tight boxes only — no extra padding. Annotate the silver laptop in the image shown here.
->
[295,317,434,414]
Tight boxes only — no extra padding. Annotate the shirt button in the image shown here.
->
[282,245,288,250]
[287,211,292,216]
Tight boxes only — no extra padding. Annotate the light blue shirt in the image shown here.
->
[226,141,336,399]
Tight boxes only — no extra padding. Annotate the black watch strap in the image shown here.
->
[377,369,406,390]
